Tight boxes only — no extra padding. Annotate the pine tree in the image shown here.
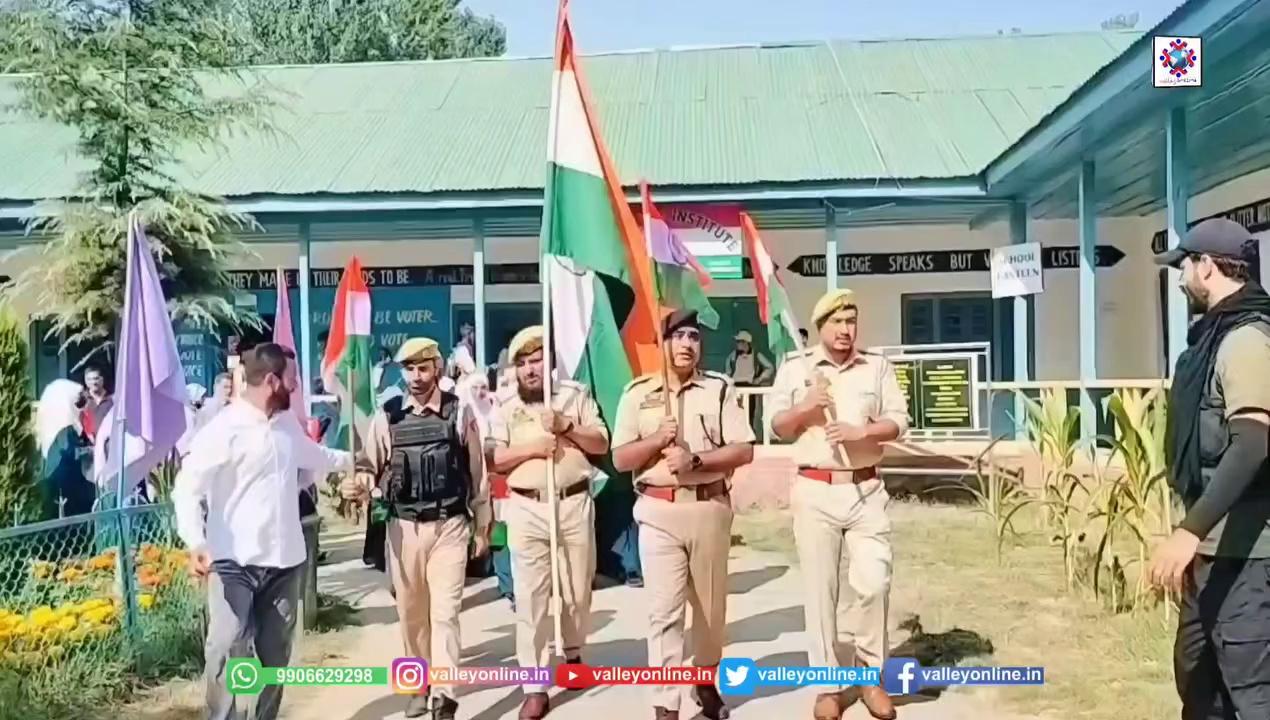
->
[0,307,38,527]
[221,0,506,65]
[3,0,269,362]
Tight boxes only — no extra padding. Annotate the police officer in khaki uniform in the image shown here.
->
[354,337,490,720]
[768,289,907,720]
[612,310,756,720]
[489,326,609,720]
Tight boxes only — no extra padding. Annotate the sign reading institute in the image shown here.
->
[990,242,1044,298]
[662,204,743,279]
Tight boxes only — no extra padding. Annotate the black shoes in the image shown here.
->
[432,696,459,720]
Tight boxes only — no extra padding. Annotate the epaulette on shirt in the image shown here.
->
[783,348,815,363]
[702,370,734,386]
[623,375,657,393]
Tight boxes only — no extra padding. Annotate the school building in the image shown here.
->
[2,0,1270,436]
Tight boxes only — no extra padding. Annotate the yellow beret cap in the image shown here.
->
[508,325,545,360]
[811,288,857,327]
[395,337,441,364]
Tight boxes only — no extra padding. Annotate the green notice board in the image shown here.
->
[890,355,975,431]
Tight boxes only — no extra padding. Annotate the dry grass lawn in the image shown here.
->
[735,499,1178,720]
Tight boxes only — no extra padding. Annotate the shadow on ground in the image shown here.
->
[726,605,803,644]
[727,565,788,594]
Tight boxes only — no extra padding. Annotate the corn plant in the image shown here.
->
[1086,388,1170,613]
[1018,389,1087,587]
[930,439,1038,564]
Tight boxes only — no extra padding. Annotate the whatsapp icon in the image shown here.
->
[227,657,264,695]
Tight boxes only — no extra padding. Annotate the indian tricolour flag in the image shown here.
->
[741,212,799,359]
[641,181,720,329]
[541,0,660,424]
[320,257,374,450]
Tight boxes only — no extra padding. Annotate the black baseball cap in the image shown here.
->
[1154,218,1256,269]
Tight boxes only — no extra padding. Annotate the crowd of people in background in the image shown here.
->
[29,320,792,531]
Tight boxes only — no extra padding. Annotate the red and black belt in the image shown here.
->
[797,466,879,484]
[636,479,728,503]
[510,482,590,502]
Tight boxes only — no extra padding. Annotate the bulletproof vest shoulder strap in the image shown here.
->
[385,396,408,425]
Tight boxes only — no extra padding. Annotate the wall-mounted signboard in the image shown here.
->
[888,354,977,431]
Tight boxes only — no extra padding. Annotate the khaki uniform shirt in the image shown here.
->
[767,346,909,470]
[362,392,490,531]
[489,381,606,493]
[1198,323,1270,557]
[612,371,756,487]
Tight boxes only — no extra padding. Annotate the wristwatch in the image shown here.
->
[690,454,704,471]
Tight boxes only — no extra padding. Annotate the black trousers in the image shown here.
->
[1175,555,1270,720]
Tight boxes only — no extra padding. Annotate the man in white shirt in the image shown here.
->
[174,343,352,720]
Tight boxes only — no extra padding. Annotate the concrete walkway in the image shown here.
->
[281,518,1017,720]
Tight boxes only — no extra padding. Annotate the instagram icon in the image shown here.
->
[391,657,429,694]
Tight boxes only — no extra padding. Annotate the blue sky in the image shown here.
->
[463,0,1178,57]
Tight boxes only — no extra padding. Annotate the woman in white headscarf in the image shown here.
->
[36,379,95,519]
[456,372,516,604]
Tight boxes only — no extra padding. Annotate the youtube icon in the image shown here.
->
[555,664,593,689]
[553,664,717,687]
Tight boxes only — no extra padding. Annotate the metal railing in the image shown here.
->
[0,503,203,680]
[0,503,323,689]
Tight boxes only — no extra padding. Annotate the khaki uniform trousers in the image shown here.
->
[791,476,892,689]
[634,493,733,711]
[506,490,596,693]
[387,515,471,700]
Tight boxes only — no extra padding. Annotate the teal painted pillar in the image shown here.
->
[298,221,313,411]
[1009,202,1033,437]
[1166,108,1190,375]
[1078,161,1098,439]
[473,218,487,370]
[825,205,839,291]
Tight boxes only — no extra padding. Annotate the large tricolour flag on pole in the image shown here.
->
[741,212,799,359]
[641,181,719,330]
[99,215,189,502]
[542,0,660,423]
[320,258,373,449]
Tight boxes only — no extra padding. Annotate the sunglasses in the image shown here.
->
[669,329,702,342]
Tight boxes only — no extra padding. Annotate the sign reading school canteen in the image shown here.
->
[990,242,1044,298]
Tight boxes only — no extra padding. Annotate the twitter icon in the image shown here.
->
[718,658,758,695]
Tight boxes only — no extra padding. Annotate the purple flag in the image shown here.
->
[102,215,189,502]
[272,267,307,426]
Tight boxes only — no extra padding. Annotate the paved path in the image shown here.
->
[282,521,1017,720]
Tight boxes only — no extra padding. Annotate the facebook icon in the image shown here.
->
[882,657,923,695]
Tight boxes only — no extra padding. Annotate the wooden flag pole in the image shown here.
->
[642,193,675,420]
[787,320,851,468]
[539,21,567,656]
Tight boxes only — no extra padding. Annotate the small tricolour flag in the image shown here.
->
[741,212,799,359]
[320,257,374,449]
[641,181,720,329]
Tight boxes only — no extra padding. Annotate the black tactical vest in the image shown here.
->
[386,393,469,523]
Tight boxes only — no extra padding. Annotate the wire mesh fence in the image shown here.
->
[0,503,204,716]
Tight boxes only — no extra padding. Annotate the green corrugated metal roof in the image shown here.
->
[0,30,1140,201]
